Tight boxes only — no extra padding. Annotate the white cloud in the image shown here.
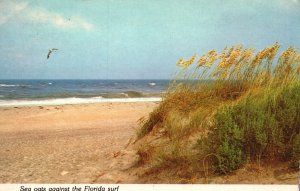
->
[0,1,28,25]
[0,1,94,31]
[277,0,300,10]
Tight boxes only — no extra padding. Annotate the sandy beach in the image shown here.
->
[0,102,158,183]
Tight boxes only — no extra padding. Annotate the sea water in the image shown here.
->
[0,79,169,107]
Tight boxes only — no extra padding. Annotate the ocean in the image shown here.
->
[0,79,170,107]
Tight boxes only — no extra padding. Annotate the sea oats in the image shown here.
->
[197,55,207,68]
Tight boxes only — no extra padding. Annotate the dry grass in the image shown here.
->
[135,43,300,182]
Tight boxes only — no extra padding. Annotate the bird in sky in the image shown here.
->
[47,48,58,59]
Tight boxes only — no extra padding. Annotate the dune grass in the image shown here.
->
[136,43,300,179]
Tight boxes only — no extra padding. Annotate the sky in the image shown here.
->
[0,0,300,79]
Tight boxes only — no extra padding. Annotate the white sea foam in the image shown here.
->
[0,84,18,87]
[120,92,129,97]
[0,97,162,107]
[148,82,156,86]
[91,96,103,99]
[0,84,30,87]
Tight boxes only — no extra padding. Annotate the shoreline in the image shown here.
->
[0,97,162,107]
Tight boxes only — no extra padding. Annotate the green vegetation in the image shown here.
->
[136,43,300,179]
[203,85,300,174]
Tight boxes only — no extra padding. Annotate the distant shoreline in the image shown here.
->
[0,97,162,107]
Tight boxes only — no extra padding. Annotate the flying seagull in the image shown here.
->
[47,48,58,59]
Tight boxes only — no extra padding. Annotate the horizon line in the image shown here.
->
[0,78,173,80]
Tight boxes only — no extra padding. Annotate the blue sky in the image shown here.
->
[0,0,300,79]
